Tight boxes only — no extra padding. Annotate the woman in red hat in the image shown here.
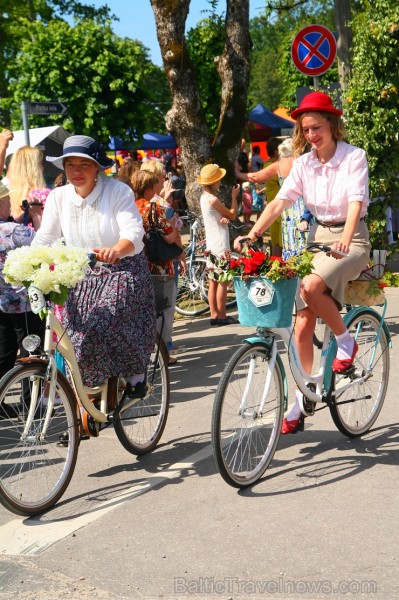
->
[235,92,371,434]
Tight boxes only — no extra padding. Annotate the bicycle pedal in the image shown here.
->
[302,383,316,416]
[337,365,357,378]
[57,431,69,446]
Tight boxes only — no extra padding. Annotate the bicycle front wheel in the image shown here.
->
[329,309,389,437]
[0,362,79,516]
[212,343,284,487]
[175,256,209,316]
[114,335,170,455]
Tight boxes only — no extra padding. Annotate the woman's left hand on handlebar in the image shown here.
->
[329,241,349,259]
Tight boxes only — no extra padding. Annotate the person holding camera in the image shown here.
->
[0,181,44,393]
[7,146,50,224]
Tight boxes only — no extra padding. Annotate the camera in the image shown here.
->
[21,199,42,210]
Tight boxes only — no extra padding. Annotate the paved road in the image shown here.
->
[1,288,399,599]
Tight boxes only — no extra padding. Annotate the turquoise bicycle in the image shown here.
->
[211,244,391,487]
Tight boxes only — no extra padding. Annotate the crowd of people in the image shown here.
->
[0,91,374,435]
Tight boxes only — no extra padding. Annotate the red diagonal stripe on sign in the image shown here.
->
[300,35,329,66]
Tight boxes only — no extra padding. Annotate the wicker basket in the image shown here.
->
[234,276,298,328]
[344,280,385,307]
[151,275,175,313]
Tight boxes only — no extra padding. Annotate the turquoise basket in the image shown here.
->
[234,277,298,328]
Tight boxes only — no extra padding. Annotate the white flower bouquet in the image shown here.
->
[3,241,89,316]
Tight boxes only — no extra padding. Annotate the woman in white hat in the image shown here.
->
[198,163,240,326]
[0,182,45,398]
[34,135,155,398]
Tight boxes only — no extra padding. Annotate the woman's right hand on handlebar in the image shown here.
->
[93,247,121,264]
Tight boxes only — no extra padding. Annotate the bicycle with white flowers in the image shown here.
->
[211,243,391,488]
[0,258,170,516]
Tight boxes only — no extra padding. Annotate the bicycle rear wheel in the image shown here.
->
[0,362,79,516]
[329,309,389,437]
[114,335,170,455]
[212,342,284,487]
[175,256,210,316]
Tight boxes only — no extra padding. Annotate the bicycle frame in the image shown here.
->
[21,304,113,442]
[242,300,391,409]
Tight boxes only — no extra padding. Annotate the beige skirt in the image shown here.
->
[296,219,370,310]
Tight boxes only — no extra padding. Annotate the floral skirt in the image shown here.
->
[62,253,156,387]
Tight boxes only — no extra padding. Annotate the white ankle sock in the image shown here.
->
[129,374,145,387]
[335,330,354,360]
[286,393,302,421]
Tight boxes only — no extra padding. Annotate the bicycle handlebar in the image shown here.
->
[87,253,119,269]
[306,243,349,257]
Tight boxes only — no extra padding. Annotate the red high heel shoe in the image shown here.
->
[281,414,305,435]
[332,341,358,374]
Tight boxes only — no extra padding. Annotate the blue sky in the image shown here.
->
[81,1,263,66]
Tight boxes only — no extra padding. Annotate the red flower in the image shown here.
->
[49,264,55,271]
[249,251,266,267]
[229,258,241,269]
[270,256,285,264]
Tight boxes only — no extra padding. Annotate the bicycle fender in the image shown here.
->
[244,337,288,411]
[17,357,49,366]
[343,306,391,346]
[323,306,391,390]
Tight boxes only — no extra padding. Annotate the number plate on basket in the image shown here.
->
[248,279,275,307]
[28,285,46,314]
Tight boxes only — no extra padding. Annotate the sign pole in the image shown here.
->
[313,76,320,90]
[21,101,30,145]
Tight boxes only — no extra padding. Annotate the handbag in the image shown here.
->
[144,201,182,265]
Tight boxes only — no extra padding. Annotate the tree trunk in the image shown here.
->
[150,0,250,213]
[334,0,352,88]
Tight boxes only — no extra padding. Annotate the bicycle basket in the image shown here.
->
[234,276,298,328]
[151,275,175,313]
[344,280,385,307]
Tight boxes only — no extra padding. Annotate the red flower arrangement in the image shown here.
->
[222,249,314,283]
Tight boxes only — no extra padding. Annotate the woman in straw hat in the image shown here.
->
[0,182,45,397]
[198,163,240,326]
[235,92,371,434]
[34,135,155,399]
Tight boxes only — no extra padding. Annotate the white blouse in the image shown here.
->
[34,176,144,255]
[276,141,369,222]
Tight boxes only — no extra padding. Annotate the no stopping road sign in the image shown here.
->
[291,24,337,77]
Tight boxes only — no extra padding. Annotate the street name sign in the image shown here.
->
[29,102,67,115]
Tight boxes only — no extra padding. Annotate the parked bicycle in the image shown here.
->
[211,243,391,487]
[0,258,171,516]
[175,210,245,317]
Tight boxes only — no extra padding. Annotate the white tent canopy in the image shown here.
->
[6,126,71,181]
